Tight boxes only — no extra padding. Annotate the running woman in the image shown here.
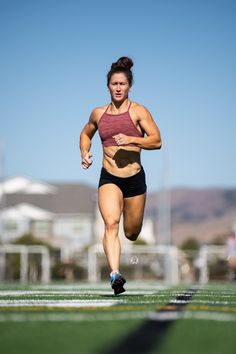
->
[80,57,162,295]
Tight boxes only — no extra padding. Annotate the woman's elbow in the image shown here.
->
[154,137,162,149]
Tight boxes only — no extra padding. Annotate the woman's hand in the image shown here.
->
[81,152,93,169]
[113,133,131,146]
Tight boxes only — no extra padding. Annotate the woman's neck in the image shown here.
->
[110,99,130,114]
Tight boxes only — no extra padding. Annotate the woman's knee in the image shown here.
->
[124,226,142,242]
[125,233,139,241]
[104,217,120,233]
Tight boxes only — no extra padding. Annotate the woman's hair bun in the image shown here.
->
[111,56,133,71]
[107,56,134,86]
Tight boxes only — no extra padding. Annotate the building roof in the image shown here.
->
[2,179,97,215]
[0,203,54,220]
[0,176,57,195]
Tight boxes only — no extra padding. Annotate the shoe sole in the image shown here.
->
[114,286,126,295]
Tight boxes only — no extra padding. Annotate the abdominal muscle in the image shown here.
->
[102,145,142,177]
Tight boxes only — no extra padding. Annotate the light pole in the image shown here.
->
[0,140,6,241]
[158,142,171,246]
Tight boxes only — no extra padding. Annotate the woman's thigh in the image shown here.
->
[98,184,123,225]
[123,193,146,235]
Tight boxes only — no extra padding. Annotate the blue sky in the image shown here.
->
[0,0,235,191]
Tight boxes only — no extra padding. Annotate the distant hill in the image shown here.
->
[146,188,236,246]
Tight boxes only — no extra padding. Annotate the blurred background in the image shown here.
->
[0,0,236,285]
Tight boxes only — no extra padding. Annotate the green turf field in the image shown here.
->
[0,282,235,354]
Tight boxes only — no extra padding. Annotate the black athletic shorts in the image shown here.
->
[98,166,147,198]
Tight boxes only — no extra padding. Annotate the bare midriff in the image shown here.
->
[102,145,142,177]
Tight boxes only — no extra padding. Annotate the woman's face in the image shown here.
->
[108,73,131,103]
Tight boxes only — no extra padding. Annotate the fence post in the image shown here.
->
[0,249,6,281]
[165,246,179,285]
[199,245,208,284]
[41,248,50,283]
[88,245,98,282]
[20,246,28,283]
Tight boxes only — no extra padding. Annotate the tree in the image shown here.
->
[180,237,200,251]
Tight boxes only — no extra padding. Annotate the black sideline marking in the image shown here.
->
[102,288,198,354]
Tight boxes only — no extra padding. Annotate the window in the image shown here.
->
[3,221,18,232]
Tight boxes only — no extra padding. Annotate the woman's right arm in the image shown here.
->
[80,110,98,169]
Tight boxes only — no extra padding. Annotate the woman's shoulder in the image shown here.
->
[130,102,150,117]
[90,104,109,121]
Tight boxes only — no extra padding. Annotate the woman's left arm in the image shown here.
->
[114,105,162,150]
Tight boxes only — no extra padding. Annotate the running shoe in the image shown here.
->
[110,272,126,295]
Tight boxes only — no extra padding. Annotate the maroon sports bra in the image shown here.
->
[97,102,144,147]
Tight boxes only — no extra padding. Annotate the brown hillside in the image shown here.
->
[146,188,236,246]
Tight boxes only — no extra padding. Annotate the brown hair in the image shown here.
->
[107,56,134,86]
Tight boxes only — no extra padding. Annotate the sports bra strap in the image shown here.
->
[104,104,110,113]
[104,101,132,113]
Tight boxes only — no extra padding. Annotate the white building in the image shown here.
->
[0,176,96,260]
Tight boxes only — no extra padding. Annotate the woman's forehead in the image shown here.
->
[110,72,129,82]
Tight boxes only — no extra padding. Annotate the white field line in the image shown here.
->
[183,311,236,322]
[195,292,236,296]
[0,299,163,305]
[0,289,194,299]
[0,297,170,306]
[0,290,113,296]
[22,283,168,292]
[0,290,159,296]
[0,299,117,308]
[0,310,236,323]
[149,311,236,322]
[170,299,236,305]
[0,311,147,322]
[4,298,234,307]
[33,283,168,289]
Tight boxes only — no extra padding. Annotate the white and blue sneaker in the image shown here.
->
[110,272,126,295]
